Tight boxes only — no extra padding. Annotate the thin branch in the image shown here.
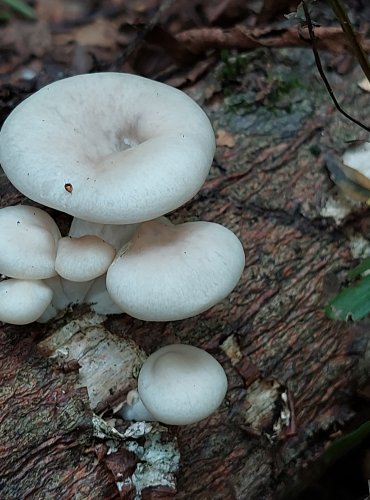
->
[328,0,370,83]
[302,1,370,133]
[108,0,175,71]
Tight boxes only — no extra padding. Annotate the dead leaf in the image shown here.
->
[2,20,52,59]
[55,19,120,48]
[175,25,370,55]
[36,0,92,23]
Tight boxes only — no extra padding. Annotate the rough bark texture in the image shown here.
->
[0,325,118,498]
[1,45,370,499]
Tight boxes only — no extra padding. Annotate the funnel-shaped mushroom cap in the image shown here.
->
[106,218,245,321]
[137,344,228,425]
[0,279,53,325]
[0,73,215,224]
[0,205,61,279]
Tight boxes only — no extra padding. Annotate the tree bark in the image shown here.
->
[1,46,370,499]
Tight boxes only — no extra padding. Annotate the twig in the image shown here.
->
[302,1,370,133]
[109,0,175,71]
[328,0,370,83]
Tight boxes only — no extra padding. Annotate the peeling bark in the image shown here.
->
[0,325,117,498]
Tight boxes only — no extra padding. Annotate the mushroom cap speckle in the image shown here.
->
[106,218,245,321]
[55,235,116,282]
[0,279,53,325]
[138,344,228,425]
[0,73,215,224]
[0,205,61,279]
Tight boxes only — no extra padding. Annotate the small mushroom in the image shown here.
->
[0,205,61,279]
[0,73,215,224]
[119,344,228,425]
[106,217,245,321]
[55,235,116,282]
[0,279,53,325]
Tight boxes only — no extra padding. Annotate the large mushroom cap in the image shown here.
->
[0,205,61,279]
[106,218,245,321]
[0,73,215,224]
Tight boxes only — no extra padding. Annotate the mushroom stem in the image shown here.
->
[84,274,123,315]
[68,217,138,252]
[60,278,95,305]
[119,389,157,422]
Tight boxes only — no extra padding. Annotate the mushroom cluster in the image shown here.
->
[0,73,245,325]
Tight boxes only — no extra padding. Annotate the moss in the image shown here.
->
[217,49,264,89]
[217,49,307,119]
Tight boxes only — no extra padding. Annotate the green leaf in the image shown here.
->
[323,420,370,465]
[347,256,370,279]
[325,274,370,321]
[1,0,36,19]
[0,10,11,20]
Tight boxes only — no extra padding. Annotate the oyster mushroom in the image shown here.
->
[119,344,228,425]
[106,217,245,321]
[0,72,215,224]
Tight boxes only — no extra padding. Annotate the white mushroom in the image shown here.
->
[55,235,116,282]
[0,279,53,325]
[0,205,60,279]
[0,73,215,224]
[119,344,228,425]
[106,217,245,321]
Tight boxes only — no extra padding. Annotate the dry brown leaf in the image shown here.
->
[72,19,119,48]
[54,19,120,49]
[36,0,93,23]
[175,25,370,55]
[1,20,52,62]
